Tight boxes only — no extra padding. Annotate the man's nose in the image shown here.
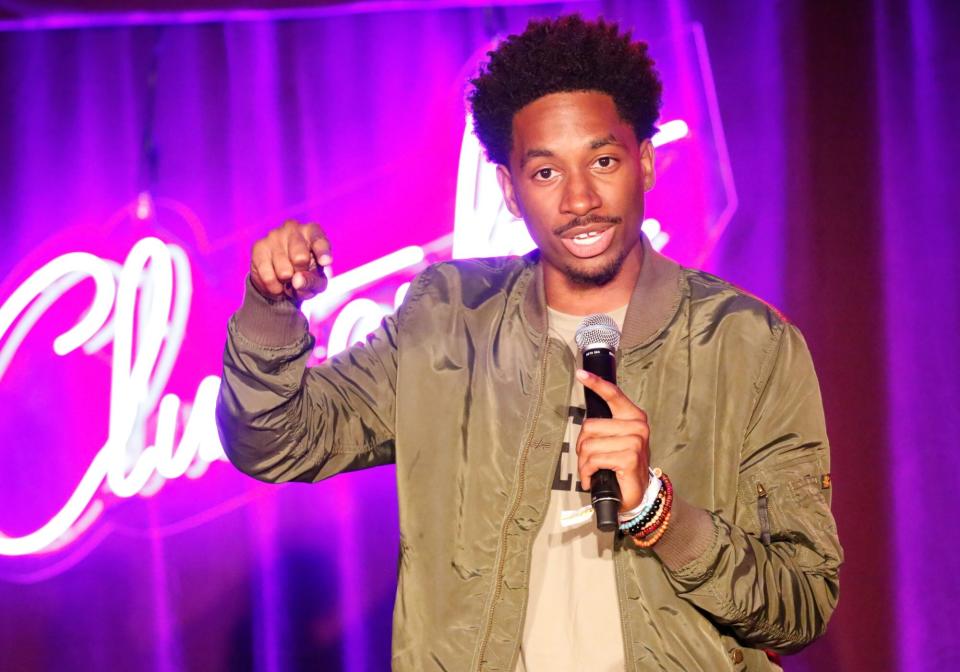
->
[559,171,602,216]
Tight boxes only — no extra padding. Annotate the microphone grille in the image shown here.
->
[574,313,621,352]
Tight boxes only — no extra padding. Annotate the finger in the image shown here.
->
[579,449,647,493]
[291,268,328,298]
[575,369,647,420]
[250,239,284,296]
[273,249,295,284]
[302,222,332,266]
[580,448,641,481]
[269,228,297,283]
[287,229,315,272]
[252,258,285,297]
[577,434,646,460]
[578,417,649,443]
[577,436,647,489]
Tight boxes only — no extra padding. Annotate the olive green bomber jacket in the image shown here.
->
[216,239,842,671]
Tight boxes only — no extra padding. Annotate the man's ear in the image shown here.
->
[496,164,523,219]
[639,139,656,192]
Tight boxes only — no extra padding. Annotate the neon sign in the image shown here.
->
[0,238,215,556]
[0,237,430,557]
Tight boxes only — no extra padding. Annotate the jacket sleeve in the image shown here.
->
[655,322,843,652]
[216,277,409,483]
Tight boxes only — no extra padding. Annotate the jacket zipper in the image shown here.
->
[612,365,635,670]
[756,482,771,545]
[474,331,551,670]
[613,538,636,670]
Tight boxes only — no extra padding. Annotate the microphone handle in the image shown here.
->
[582,348,622,532]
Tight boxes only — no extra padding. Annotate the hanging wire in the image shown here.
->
[136,26,165,221]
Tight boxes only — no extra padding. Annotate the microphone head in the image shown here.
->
[575,314,621,352]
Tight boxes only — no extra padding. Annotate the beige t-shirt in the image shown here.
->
[515,304,629,672]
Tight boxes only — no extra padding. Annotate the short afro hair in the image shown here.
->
[467,14,663,166]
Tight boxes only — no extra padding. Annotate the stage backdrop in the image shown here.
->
[1,1,957,670]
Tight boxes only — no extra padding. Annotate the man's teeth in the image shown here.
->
[571,231,602,245]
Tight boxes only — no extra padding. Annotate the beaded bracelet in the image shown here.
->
[634,474,674,538]
[620,490,666,529]
[635,493,671,537]
[621,491,664,536]
[633,474,674,545]
[633,506,673,548]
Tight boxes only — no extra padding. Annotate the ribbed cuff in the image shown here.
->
[652,496,717,571]
[233,276,310,347]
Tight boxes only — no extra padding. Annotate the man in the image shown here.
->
[217,14,842,671]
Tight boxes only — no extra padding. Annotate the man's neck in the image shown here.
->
[543,244,643,315]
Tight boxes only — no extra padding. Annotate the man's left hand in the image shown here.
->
[575,369,651,512]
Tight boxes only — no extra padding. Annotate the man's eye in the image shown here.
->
[536,168,554,180]
[595,156,616,168]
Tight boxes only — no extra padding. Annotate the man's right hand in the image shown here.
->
[250,220,331,302]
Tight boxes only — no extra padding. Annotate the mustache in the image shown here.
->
[553,214,622,237]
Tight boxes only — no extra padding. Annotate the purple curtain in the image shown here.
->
[875,0,960,668]
[0,1,957,670]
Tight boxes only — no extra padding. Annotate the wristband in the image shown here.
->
[618,467,663,524]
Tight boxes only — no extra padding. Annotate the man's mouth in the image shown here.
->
[560,225,615,258]
[569,230,607,246]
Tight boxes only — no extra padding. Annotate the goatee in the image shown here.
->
[563,246,631,287]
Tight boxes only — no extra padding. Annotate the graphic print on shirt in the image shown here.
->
[552,405,588,493]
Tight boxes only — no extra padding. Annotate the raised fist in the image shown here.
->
[250,220,331,302]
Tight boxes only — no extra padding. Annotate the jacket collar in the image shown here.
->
[521,233,683,350]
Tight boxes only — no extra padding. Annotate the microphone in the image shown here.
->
[574,314,623,532]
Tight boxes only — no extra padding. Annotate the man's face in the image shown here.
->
[497,90,654,289]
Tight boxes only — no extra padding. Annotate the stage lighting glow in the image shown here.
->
[641,218,670,250]
[652,119,689,147]
[135,191,154,220]
[327,298,391,357]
